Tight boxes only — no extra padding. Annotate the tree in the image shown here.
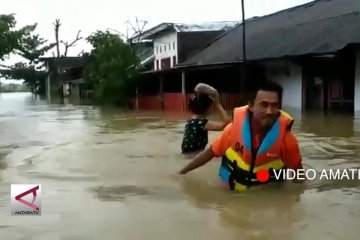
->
[1,14,55,61]
[0,14,26,60]
[124,17,148,43]
[53,19,61,57]
[52,19,83,57]
[0,14,56,94]
[0,62,46,93]
[0,14,17,60]
[15,26,56,64]
[83,30,140,106]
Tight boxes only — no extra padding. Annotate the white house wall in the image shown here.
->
[266,61,303,110]
[354,49,360,118]
[153,32,178,70]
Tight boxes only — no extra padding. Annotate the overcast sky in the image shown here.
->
[1,0,313,83]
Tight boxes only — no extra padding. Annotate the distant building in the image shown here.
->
[134,0,360,115]
[39,56,91,103]
[132,21,239,71]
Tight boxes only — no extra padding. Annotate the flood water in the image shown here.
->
[1,92,360,240]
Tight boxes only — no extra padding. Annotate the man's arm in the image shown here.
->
[179,148,214,174]
[179,122,233,174]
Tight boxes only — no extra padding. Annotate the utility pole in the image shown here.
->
[241,0,247,96]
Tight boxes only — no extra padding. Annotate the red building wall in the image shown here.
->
[135,92,241,112]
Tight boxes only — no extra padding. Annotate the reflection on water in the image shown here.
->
[0,92,359,240]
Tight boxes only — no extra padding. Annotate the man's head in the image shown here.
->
[248,81,283,129]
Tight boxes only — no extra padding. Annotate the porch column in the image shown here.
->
[159,76,164,110]
[46,62,51,103]
[135,86,139,110]
[181,71,186,111]
[354,49,360,118]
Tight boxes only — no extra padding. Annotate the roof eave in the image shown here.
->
[132,23,175,40]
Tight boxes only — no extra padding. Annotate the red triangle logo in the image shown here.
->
[15,185,40,211]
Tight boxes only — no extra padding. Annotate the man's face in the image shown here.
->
[249,90,280,128]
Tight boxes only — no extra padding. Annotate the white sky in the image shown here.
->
[1,0,313,83]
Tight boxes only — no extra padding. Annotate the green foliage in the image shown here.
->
[0,14,53,60]
[0,62,46,94]
[0,14,21,60]
[16,31,56,64]
[0,14,55,94]
[84,30,140,106]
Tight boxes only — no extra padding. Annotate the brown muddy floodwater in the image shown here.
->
[0,92,360,240]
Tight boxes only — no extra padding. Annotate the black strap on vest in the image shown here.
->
[221,156,287,191]
[222,157,255,190]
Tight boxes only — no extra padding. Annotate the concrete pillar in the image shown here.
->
[354,49,360,118]
[46,62,51,103]
[135,87,139,110]
[181,71,186,111]
[159,76,164,110]
[181,72,185,93]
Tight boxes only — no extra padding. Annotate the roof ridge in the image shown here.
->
[249,11,360,35]
[287,11,359,28]
[245,0,320,22]
[174,20,239,24]
[178,23,242,64]
[177,1,320,63]
[178,0,358,64]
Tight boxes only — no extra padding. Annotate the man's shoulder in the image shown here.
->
[233,105,248,112]
[232,105,249,119]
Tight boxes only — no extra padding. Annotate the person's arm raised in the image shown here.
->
[205,95,231,131]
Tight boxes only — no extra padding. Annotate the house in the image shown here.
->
[40,56,91,103]
[132,21,239,110]
[136,0,360,115]
[134,21,239,71]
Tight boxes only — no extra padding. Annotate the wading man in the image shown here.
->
[179,80,304,191]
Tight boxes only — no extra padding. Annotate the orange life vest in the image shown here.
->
[218,105,294,191]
